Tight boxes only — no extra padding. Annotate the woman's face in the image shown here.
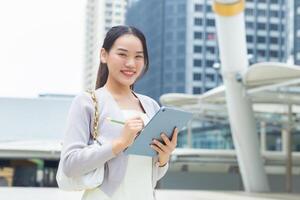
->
[101,34,145,87]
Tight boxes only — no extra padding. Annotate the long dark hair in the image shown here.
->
[95,25,149,90]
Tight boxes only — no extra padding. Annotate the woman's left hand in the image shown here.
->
[150,127,178,167]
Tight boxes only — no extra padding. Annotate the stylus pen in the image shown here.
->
[106,117,125,125]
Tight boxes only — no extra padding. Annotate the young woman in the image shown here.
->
[59,26,178,200]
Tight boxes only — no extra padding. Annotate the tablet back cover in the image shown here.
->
[125,107,192,157]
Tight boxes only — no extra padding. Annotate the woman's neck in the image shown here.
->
[104,79,132,98]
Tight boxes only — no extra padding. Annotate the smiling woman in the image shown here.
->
[96,26,149,91]
[57,26,178,200]
[100,34,146,89]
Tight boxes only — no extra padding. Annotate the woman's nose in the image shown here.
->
[125,58,135,68]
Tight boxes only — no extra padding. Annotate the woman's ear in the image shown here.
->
[100,48,108,63]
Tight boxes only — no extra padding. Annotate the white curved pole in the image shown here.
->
[213,0,269,192]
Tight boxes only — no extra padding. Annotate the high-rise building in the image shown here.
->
[84,0,128,90]
[294,0,300,65]
[126,0,289,101]
[245,0,288,64]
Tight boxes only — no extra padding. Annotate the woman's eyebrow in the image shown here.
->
[116,48,128,52]
[116,48,143,54]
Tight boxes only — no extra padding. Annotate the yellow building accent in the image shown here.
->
[213,0,245,17]
[0,167,14,186]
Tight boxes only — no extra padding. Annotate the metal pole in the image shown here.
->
[260,121,267,153]
[286,104,293,192]
[187,120,192,148]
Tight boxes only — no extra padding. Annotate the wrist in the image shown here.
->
[158,156,169,167]
[112,138,127,155]
[158,161,168,167]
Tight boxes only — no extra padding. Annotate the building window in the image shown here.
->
[194,59,202,67]
[247,35,253,43]
[165,46,173,54]
[177,18,186,26]
[105,11,112,16]
[177,86,185,93]
[194,45,202,53]
[106,3,112,7]
[206,19,215,26]
[206,60,214,67]
[206,74,214,82]
[195,4,203,12]
[270,50,278,57]
[270,24,278,31]
[257,9,266,17]
[166,18,174,27]
[166,5,174,13]
[246,22,254,29]
[165,60,173,67]
[193,87,201,94]
[164,73,172,81]
[270,10,279,18]
[257,23,266,30]
[281,11,285,18]
[166,32,174,40]
[270,37,278,44]
[206,5,212,12]
[245,9,254,16]
[164,87,172,93]
[257,36,266,43]
[207,46,215,54]
[177,44,185,54]
[271,0,278,4]
[194,32,202,39]
[257,50,266,57]
[205,87,213,92]
[206,33,215,40]
[177,31,186,39]
[178,4,186,12]
[177,59,185,69]
[193,73,201,81]
[176,73,185,81]
[194,18,202,26]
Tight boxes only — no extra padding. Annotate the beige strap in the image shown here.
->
[86,90,99,141]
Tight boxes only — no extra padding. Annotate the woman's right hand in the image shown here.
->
[112,116,144,155]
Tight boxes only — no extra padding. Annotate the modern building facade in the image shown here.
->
[126,0,289,101]
[84,0,128,90]
[294,0,300,65]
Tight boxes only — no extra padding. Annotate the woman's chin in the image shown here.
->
[119,79,136,87]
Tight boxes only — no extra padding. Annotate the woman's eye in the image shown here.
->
[136,55,144,59]
[118,53,127,57]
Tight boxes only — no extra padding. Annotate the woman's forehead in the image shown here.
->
[112,34,143,52]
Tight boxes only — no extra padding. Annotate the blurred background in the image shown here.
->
[0,0,300,198]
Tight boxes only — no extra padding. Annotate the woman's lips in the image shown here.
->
[121,70,136,77]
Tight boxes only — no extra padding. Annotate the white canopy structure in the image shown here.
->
[161,62,300,119]
[160,62,300,192]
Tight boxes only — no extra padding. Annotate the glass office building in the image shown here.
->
[126,0,289,100]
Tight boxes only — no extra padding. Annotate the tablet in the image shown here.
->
[124,106,193,157]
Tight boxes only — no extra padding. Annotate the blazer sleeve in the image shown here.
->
[60,92,116,177]
[149,98,169,188]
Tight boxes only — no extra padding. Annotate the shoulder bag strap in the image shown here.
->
[86,90,99,141]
